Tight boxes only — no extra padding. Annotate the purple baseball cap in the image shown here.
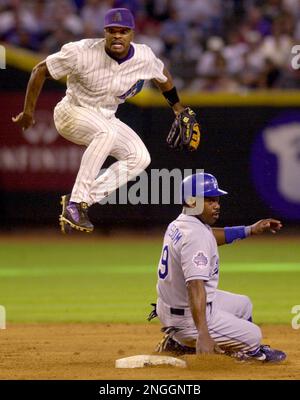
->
[104,8,135,30]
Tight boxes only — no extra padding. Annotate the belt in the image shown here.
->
[170,307,184,316]
[170,302,212,316]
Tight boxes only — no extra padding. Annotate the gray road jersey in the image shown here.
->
[157,213,219,308]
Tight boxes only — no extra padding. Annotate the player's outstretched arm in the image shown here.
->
[12,60,51,130]
[211,228,226,246]
[152,67,185,115]
[212,218,283,246]
[250,218,282,235]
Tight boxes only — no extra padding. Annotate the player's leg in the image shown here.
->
[205,305,261,353]
[157,307,261,354]
[156,299,286,362]
[206,306,286,361]
[214,289,253,321]
[88,118,151,204]
[54,102,117,232]
[53,100,101,146]
[155,298,197,355]
[212,290,286,361]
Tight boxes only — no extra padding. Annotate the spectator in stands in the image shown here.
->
[41,26,76,54]
[135,19,164,57]
[240,31,266,89]
[160,8,188,60]
[81,0,113,35]
[223,29,248,78]
[194,36,239,91]
[144,0,171,22]
[259,17,293,87]
[2,0,300,90]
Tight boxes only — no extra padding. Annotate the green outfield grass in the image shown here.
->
[0,236,299,324]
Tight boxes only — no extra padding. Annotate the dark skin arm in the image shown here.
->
[12,60,51,130]
[152,67,185,115]
[212,218,283,246]
[187,279,222,354]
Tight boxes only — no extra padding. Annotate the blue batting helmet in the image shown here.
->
[181,173,228,204]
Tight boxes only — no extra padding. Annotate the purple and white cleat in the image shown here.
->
[59,194,94,233]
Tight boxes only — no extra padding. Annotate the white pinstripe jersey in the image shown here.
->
[157,214,220,308]
[46,39,167,119]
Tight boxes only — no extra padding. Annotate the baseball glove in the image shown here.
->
[166,107,201,151]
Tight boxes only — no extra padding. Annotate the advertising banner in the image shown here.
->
[1,93,300,225]
[0,92,83,191]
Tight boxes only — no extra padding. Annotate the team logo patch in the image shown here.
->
[118,80,145,100]
[192,252,208,268]
[211,256,219,276]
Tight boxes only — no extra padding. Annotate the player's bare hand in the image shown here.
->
[12,112,35,130]
[251,219,283,235]
[196,334,223,354]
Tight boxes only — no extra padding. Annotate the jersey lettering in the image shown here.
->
[168,224,182,245]
[159,245,169,279]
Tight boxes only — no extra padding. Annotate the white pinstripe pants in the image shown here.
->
[53,100,151,205]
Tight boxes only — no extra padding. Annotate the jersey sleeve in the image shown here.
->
[46,42,78,80]
[181,233,211,282]
[149,48,167,83]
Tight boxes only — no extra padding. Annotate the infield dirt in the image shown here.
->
[0,323,299,380]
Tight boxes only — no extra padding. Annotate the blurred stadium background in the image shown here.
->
[0,0,299,326]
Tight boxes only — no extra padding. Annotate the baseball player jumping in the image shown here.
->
[12,8,200,233]
[150,172,286,362]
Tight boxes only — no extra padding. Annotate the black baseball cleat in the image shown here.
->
[155,332,195,356]
[59,194,94,233]
[59,194,72,234]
